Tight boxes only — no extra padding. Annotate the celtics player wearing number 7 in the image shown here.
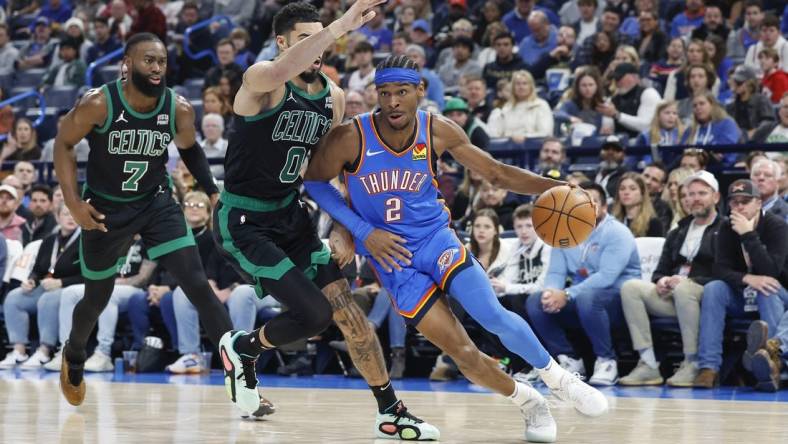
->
[53,33,245,409]
[213,1,438,440]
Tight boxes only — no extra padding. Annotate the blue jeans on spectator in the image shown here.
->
[59,284,145,356]
[128,291,177,350]
[774,289,788,360]
[526,286,624,360]
[367,288,406,349]
[3,286,61,347]
[697,280,786,371]
[226,285,280,332]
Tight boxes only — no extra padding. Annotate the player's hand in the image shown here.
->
[69,199,107,232]
[743,274,782,295]
[364,228,412,273]
[329,225,355,268]
[332,0,387,35]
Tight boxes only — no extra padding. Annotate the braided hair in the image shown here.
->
[376,54,420,72]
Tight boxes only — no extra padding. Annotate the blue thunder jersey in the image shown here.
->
[344,110,450,252]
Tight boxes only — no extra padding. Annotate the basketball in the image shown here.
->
[532,186,596,248]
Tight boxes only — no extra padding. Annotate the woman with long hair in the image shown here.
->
[451,168,485,222]
[487,70,554,142]
[555,67,608,131]
[467,208,509,272]
[676,63,717,121]
[664,39,719,101]
[661,167,694,229]
[202,86,233,130]
[704,34,733,97]
[637,100,684,146]
[587,31,618,75]
[680,91,742,148]
[612,172,664,237]
[0,118,41,162]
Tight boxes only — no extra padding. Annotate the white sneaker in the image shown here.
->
[84,351,114,372]
[167,353,204,374]
[19,349,50,370]
[44,351,62,372]
[519,384,557,443]
[513,368,541,384]
[0,350,29,369]
[557,354,586,377]
[588,358,618,386]
[548,366,609,417]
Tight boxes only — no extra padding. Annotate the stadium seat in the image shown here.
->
[184,78,205,99]
[13,68,47,88]
[98,64,121,84]
[26,107,60,143]
[43,86,79,109]
[0,74,13,93]
[9,87,40,108]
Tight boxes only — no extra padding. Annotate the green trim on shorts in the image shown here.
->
[79,237,127,280]
[303,243,332,281]
[94,84,113,134]
[220,190,296,212]
[147,225,196,259]
[83,183,152,202]
[217,203,295,280]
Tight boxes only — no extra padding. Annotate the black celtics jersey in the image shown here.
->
[85,79,176,201]
[224,72,334,200]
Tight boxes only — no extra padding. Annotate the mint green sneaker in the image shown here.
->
[375,401,440,441]
[219,330,261,413]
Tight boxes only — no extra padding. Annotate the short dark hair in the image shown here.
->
[181,1,199,13]
[354,41,374,55]
[273,1,320,36]
[578,0,598,6]
[124,32,163,56]
[217,37,235,51]
[393,31,411,42]
[30,184,53,201]
[759,47,780,62]
[94,16,109,26]
[60,37,81,51]
[376,54,420,72]
[743,0,762,11]
[513,204,533,220]
[762,14,780,30]
[453,35,475,51]
[492,31,515,45]
[645,161,668,181]
[580,181,607,201]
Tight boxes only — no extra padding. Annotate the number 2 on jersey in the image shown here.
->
[385,197,402,222]
[122,161,148,191]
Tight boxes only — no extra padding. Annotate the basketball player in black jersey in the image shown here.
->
[213,1,439,440]
[52,33,252,410]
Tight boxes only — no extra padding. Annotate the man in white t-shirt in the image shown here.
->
[346,41,376,93]
[618,170,723,387]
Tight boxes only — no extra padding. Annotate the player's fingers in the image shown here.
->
[361,10,376,24]
[391,243,413,262]
[390,235,413,257]
[388,247,411,266]
[87,203,106,220]
[382,252,402,271]
[373,254,392,273]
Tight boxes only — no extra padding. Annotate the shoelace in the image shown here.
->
[390,402,423,424]
[238,357,258,390]
[524,401,553,428]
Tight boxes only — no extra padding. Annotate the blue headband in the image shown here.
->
[374,67,421,86]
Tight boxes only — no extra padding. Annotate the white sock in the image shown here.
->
[639,348,658,369]
[536,358,564,389]
[508,381,536,409]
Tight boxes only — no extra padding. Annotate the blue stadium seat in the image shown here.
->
[98,65,121,84]
[13,68,47,88]
[184,78,205,99]
[0,74,13,93]
[9,87,40,108]
[26,107,60,143]
[43,86,79,109]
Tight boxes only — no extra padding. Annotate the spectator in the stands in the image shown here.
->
[1,118,42,163]
[130,0,167,42]
[173,1,212,82]
[759,47,788,104]
[694,179,787,388]
[0,185,25,241]
[2,175,32,222]
[363,82,378,111]
[437,36,482,93]
[395,6,416,33]
[649,37,685,93]
[635,9,667,65]
[200,114,227,178]
[38,0,73,25]
[681,91,742,147]
[663,167,695,229]
[664,39,719,102]
[567,172,591,187]
[475,0,505,44]
[108,0,133,41]
[0,88,13,135]
[213,0,255,29]
[40,38,86,89]
[574,6,633,69]
[598,62,662,138]
[554,67,609,135]
[0,24,19,76]
[344,90,368,120]
[603,44,640,92]
[595,135,630,200]
[57,17,93,64]
[405,44,444,110]
[202,87,232,129]
[217,71,241,111]
[467,208,509,272]
[585,31,618,75]
[503,0,560,44]
[670,0,705,39]
[573,0,599,47]
[675,64,717,121]
[690,2,729,42]
[752,92,788,143]
[443,97,490,151]
[726,65,776,141]
[619,170,723,387]
[528,25,577,80]
[534,137,567,177]
[0,203,81,370]
[22,184,57,246]
[465,180,520,231]
[391,32,410,57]
[642,162,674,231]
[612,172,665,237]
[451,168,484,222]
[347,41,376,93]
[16,17,57,71]
[483,31,527,89]
[637,100,685,146]
[205,39,243,90]
[41,112,89,162]
[751,159,788,222]
[86,16,122,66]
[408,19,433,62]
[526,181,640,385]
[229,28,255,71]
[13,161,36,198]
[727,0,764,65]
[679,148,710,172]
[359,5,392,52]
[743,14,788,76]
[487,70,553,143]
[518,11,557,68]
[461,74,492,123]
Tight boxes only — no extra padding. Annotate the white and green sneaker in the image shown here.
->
[375,401,440,441]
[219,330,261,414]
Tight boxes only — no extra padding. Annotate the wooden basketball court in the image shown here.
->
[1,373,787,443]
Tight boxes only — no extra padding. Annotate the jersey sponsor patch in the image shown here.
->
[412,143,427,161]
[157,114,169,126]
[325,96,333,109]
[437,247,458,274]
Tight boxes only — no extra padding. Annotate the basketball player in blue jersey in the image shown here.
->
[304,56,609,442]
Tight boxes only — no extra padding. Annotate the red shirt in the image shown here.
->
[130,4,167,42]
[762,69,788,104]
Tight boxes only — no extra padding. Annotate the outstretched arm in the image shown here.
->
[432,114,565,195]
[172,94,219,202]
[53,88,108,232]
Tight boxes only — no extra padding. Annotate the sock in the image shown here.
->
[63,342,87,386]
[537,357,565,389]
[508,381,536,410]
[639,348,659,369]
[370,380,399,414]
[233,328,271,358]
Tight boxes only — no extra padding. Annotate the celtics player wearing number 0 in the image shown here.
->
[53,33,240,408]
[304,56,610,442]
[214,1,438,440]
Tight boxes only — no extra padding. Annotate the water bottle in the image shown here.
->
[114,357,124,377]
[743,286,758,312]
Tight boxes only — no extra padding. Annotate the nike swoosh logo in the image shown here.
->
[366,149,385,156]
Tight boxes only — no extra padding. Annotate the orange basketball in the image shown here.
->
[532,186,596,248]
